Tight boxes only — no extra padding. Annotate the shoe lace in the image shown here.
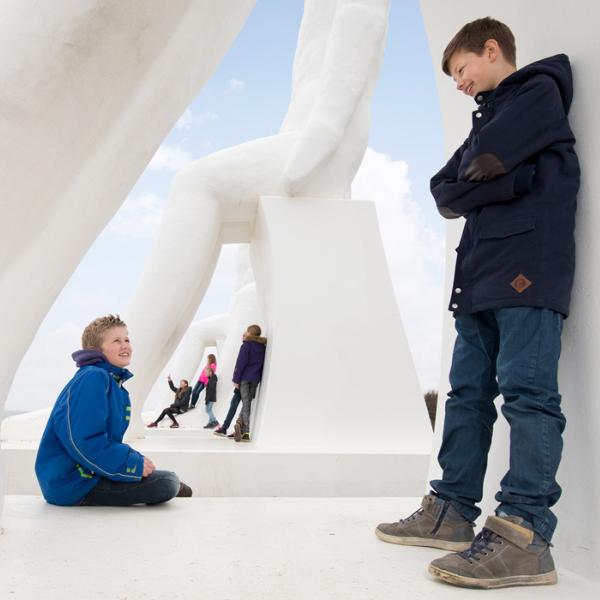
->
[459,528,503,562]
[400,507,424,523]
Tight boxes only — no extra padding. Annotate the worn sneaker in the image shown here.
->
[203,422,213,429]
[213,426,227,437]
[227,433,235,439]
[375,494,474,551]
[169,423,180,429]
[176,482,193,498]
[146,422,157,428]
[233,421,242,442]
[236,433,251,443]
[428,515,557,589]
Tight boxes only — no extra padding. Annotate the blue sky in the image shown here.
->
[7,0,448,411]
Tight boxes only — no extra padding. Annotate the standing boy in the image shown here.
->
[376,17,579,589]
[36,314,192,506]
[231,325,267,443]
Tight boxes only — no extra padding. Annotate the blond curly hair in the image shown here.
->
[81,314,127,350]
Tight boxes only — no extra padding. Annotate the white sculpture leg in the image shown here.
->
[126,0,393,434]
[0,0,254,431]
[148,314,230,418]
[146,246,262,425]
[125,135,293,436]
[0,0,254,527]
[420,0,600,580]
[214,282,264,421]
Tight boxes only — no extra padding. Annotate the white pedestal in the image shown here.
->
[250,196,432,454]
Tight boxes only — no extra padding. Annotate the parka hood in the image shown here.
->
[72,349,105,367]
[497,54,573,112]
[71,349,133,382]
[244,335,267,345]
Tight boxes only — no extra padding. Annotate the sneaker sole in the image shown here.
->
[213,432,227,437]
[374,528,472,551]
[428,564,558,589]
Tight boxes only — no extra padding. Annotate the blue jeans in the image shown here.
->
[430,307,565,542]
[205,402,217,423]
[222,388,242,430]
[80,470,180,506]
[191,381,205,407]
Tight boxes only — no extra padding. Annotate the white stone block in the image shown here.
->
[250,197,432,453]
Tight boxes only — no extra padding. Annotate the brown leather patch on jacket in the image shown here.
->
[510,274,532,293]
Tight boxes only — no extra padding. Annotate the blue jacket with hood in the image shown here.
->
[431,54,580,317]
[35,350,145,506]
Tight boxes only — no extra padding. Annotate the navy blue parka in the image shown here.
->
[431,54,579,317]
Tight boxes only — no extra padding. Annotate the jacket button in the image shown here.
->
[451,303,459,309]
[476,95,483,102]
[455,288,462,294]
[475,112,482,118]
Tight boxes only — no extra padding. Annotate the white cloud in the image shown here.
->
[226,78,245,94]
[148,144,193,171]
[5,322,82,411]
[176,107,218,130]
[106,192,164,239]
[352,147,445,391]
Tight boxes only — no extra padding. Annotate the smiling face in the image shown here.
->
[448,40,515,98]
[449,49,497,97]
[100,326,132,368]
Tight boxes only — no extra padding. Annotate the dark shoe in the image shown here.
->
[375,494,474,551]
[146,422,157,428]
[176,482,193,498]
[213,426,227,437]
[227,433,235,439]
[428,515,557,589]
[233,421,242,442]
[238,433,251,443]
[203,422,213,429]
[169,423,180,429]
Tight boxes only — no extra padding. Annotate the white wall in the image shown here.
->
[420,0,600,580]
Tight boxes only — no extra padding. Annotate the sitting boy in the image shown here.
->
[35,314,192,505]
[231,324,267,443]
[376,18,579,589]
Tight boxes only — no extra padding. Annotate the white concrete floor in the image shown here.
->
[0,496,595,600]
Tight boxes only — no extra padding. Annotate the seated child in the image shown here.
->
[147,375,191,429]
[35,314,192,506]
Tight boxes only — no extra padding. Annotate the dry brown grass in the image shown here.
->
[424,390,438,430]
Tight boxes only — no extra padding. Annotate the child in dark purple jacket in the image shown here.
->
[231,324,267,442]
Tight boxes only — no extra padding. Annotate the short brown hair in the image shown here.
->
[247,324,262,337]
[82,314,127,350]
[442,17,516,75]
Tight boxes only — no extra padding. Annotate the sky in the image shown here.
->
[6,0,448,412]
